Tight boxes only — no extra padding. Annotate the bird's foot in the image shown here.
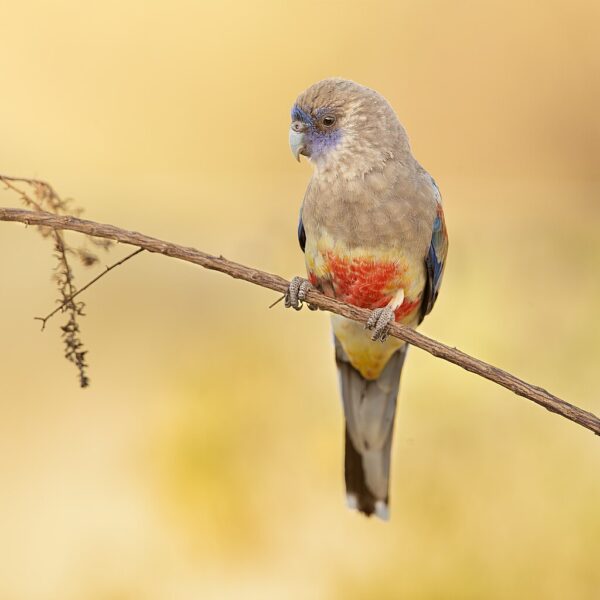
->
[285,276,315,311]
[365,306,396,342]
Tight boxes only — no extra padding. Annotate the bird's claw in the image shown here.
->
[285,276,313,311]
[365,306,396,342]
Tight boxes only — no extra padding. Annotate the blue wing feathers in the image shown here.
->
[420,206,448,321]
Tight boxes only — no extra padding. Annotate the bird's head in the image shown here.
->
[289,78,409,178]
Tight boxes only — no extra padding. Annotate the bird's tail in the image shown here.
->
[335,338,408,520]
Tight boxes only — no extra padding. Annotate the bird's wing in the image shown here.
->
[420,199,448,321]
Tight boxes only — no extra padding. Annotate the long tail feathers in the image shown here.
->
[335,338,408,520]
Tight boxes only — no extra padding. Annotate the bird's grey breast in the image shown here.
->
[302,161,437,258]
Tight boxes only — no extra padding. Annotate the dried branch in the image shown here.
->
[0,175,122,386]
[1,206,599,437]
[0,176,97,387]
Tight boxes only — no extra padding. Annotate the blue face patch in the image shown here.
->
[291,103,342,157]
[309,127,342,156]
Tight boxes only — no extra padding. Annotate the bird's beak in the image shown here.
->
[289,125,306,162]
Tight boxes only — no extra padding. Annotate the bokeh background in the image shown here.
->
[1,1,599,598]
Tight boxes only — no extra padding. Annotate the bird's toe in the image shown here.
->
[366,306,395,342]
[285,276,312,310]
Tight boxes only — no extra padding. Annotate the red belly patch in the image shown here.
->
[318,252,421,317]
[326,253,396,308]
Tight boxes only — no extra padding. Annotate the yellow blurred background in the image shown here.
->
[1,1,599,598]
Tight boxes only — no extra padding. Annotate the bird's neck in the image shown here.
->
[311,148,413,189]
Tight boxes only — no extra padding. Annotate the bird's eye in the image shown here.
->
[322,115,336,127]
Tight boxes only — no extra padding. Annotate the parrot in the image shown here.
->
[285,78,448,520]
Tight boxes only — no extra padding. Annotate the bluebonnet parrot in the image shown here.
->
[286,78,448,520]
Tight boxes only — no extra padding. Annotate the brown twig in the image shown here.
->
[34,247,145,331]
[1,206,599,436]
[268,295,285,309]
